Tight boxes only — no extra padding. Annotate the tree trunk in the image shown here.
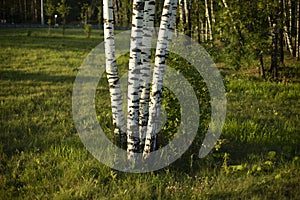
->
[270,22,279,80]
[167,0,178,51]
[205,0,213,41]
[284,26,295,55]
[279,0,285,64]
[292,0,297,57]
[211,0,215,24]
[143,0,178,159]
[259,51,266,79]
[184,0,191,38]
[296,0,300,60]
[201,19,204,42]
[196,2,201,43]
[139,0,155,148]
[284,0,294,55]
[205,19,208,42]
[34,0,38,23]
[178,0,184,32]
[113,0,119,26]
[127,0,144,161]
[103,0,126,146]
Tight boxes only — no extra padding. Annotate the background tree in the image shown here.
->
[44,0,56,34]
[56,0,71,35]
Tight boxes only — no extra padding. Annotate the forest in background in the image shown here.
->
[1,0,299,81]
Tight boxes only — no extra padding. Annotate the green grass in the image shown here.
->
[0,28,299,199]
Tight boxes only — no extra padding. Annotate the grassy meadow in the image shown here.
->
[0,28,299,199]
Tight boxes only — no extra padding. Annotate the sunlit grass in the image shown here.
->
[0,28,299,199]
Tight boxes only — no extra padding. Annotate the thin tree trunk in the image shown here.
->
[205,19,208,42]
[211,0,215,24]
[103,0,126,146]
[280,0,285,64]
[24,0,27,21]
[184,0,188,23]
[143,0,178,159]
[284,26,294,55]
[298,1,300,60]
[178,0,184,32]
[184,0,191,38]
[270,22,279,80]
[288,0,292,35]
[196,2,201,43]
[205,0,213,41]
[292,0,297,57]
[113,0,119,26]
[201,19,204,42]
[296,0,300,60]
[167,0,178,53]
[139,0,155,148]
[127,0,144,161]
[284,0,293,54]
[259,51,266,79]
[34,0,38,23]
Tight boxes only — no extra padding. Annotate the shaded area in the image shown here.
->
[0,70,75,83]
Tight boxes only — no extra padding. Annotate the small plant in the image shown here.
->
[26,29,32,37]
[84,24,92,38]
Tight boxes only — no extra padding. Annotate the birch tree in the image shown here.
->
[127,0,145,160]
[103,0,179,161]
[139,0,156,148]
[143,0,178,159]
[204,0,213,41]
[296,0,300,60]
[103,0,126,146]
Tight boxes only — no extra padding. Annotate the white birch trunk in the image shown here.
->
[205,19,208,42]
[296,1,299,59]
[127,0,144,161]
[167,0,178,54]
[103,0,126,144]
[288,0,292,36]
[283,0,294,55]
[139,0,155,147]
[205,0,213,41]
[184,0,189,24]
[210,0,215,40]
[211,0,215,24]
[284,26,294,55]
[143,0,178,159]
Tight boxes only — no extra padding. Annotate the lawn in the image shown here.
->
[0,28,299,199]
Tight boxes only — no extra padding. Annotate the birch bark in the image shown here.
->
[127,0,144,160]
[103,0,126,145]
[205,0,213,41]
[296,0,299,59]
[143,0,178,159]
[139,0,155,147]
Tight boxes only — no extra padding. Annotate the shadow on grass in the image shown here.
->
[0,70,76,83]
[0,33,102,53]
